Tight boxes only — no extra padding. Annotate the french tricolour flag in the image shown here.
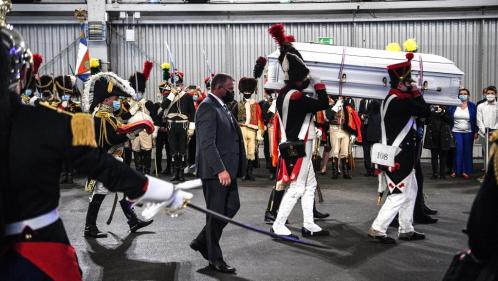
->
[75,25,90,81]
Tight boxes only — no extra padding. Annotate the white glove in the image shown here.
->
[332,99,343,112]
[134,176,195,220]
[315,128,322,138]
[29,96,40,106]
[126,130,141,140]
[350,135,356,143]
[309,73,322,84]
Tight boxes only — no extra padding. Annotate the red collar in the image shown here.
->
[388,88,421,100]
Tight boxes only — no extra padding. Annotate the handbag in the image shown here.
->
[443,249,498,281]
[277,90,311,162]
[371,94,415,168]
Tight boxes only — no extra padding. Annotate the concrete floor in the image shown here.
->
[59,163,482,281]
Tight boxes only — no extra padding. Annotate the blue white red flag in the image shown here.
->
[75,24,90,81]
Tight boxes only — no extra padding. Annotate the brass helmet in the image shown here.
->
[0,0,32,94]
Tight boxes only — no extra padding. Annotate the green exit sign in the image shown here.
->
[318,37,334,45]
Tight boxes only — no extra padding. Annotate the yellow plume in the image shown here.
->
[161,63,171,70]
[90,58,100,68]
[403,38,418,52]
[385,42,401,52]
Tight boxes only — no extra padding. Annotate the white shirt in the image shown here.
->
[453,106,471,133]
[209,93,225,106]
[476,101,498,137]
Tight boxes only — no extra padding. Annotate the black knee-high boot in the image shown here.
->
[265,189,286,223]
[119,198,153,232]
[142,150,152,175]
[133,151,143,173]
[84,194,108,238]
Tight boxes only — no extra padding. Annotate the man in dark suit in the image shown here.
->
[190,73,246,274]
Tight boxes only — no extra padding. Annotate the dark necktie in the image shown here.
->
[222,104,235,125]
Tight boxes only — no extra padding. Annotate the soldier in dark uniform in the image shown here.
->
[54,75,82,184]
[368,52,431,244]
[160,69,195,182]
[0,11,192,279]
[268,24,330,238]
[259,90,276,180]
[156,63,173,175]
[82,72,155,238]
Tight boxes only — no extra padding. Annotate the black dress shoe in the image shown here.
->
[423,206,438,215]
[209,260,236,274]
[398,231,425,241]
[313,209,330,219]
[368,234,396,244]
[301,227,330,237]
[84,225,108,238]
[270,227,299,240]
[414,215,438,224]
[129,219,154,232]
[264,211,276,223]
[190,239,208,260]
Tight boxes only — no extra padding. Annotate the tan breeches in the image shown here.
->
[330,126,350,158]
[241,126,257,160]
[131,131,153,151]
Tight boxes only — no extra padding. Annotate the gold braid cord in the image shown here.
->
[95,111,118,147]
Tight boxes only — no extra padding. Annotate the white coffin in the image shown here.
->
[265,42,464,106]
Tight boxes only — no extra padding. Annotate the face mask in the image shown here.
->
[458,95,468,102]
[486,94,496,102]
[23,89,32,97]
[193,95,198,101]
[222,89,235,103]
[62,95,70,101]
[243,94,252,100]
[135,93,143,101]
[112,100,121,111]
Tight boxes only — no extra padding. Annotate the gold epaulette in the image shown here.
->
[38,101,97,148]
[71,113,97,148]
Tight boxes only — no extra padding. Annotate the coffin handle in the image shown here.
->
[382,77,388,87]
[423,81,429,90]
[341,73,347,83]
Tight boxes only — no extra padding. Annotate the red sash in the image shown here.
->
[15,242,82,281]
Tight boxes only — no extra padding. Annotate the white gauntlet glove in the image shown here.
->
[133,176,196,220]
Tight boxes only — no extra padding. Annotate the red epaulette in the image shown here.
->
[290,90,303,101]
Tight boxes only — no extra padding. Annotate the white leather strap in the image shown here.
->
[5,209,59,236]
[380,95,415,147]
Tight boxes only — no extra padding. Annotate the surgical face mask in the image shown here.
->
[458,95,468,102]
[62,94,70,101]
[112,100,121,111]
[135,92,143,101]
[23,89,32,97]
[486,94,496,102]
[222,88,235,103]
[243,94,252,100]
[193,95,198,101]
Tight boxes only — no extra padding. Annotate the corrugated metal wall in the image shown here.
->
[15,24,81,78]
[110,19,497,101]
[15,19,497,102]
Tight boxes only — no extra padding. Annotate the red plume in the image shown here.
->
[32,53,43,75]
[285,35,295,43]
[268,23,286,46]
[143,60,153,81]
[405,52,414,61]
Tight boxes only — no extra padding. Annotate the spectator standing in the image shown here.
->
[448,88,477,179]
[424,104,453,179]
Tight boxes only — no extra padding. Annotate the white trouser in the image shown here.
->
[371,170,418,235]
[273,140,321,235]
[90,156,123,200]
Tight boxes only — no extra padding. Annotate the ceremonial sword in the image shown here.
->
[149,179,330,249]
